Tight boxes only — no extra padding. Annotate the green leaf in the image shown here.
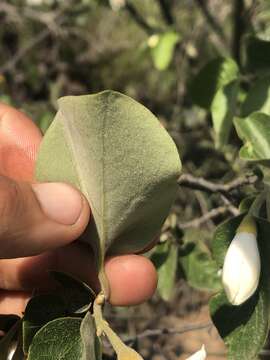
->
[50,271,96,314]
[0,315,20,333]
[0,319,21,360]
[190,57,239,109]
[239,196,256,213]
[80,312,102,360]
[27,317,83,360]
[35,91,181,294]
[210,217,270,359]
[180,228,221,292]
[234,112,270,164]
[211,80,239,148]
[151,241,178,301]
[23,294,66,354]
[150,31,180,71]
[11,327,24,360]
[210,289,268,360]
[181,246,222,292]
[241,76,270,117]
[38,112,54,134]
[245,36,270,73]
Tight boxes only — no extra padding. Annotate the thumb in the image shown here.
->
[0,176,90,258]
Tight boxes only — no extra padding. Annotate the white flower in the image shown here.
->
[222,216,260,306]
[186,345,207,360]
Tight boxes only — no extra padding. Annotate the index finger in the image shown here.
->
[0,102,42,181]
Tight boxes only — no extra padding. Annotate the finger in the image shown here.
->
[0,103,42,181]
[105,255,157,305]
[0,244,157,306]
[0,290,31,316]
[0,176,90,258]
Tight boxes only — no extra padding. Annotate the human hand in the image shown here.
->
[0,103,157,315]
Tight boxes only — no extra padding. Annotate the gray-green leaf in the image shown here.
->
[35,91,181,293]
[80,312,102,360]
[27,318,83,360]
[23,294,66,354]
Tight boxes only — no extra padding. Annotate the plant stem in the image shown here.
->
[93,294,144,359]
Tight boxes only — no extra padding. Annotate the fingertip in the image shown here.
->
[105,255,157,306]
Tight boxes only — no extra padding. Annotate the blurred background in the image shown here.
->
[1,1,270,359]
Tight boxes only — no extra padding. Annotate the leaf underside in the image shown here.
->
[35,91,181,287]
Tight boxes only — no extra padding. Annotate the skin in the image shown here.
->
[0,103,158,315]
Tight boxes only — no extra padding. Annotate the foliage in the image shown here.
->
[2,0,270,359]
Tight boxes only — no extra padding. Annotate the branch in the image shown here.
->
[125,1,156,34]
[194,0,229,48]
[178,206,235,229]
[178,173,258,196]
[0,5,69,74]
[157,0,174,25]
[123,322,212,343]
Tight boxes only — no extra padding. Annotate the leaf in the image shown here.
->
[35,91,181,294]
[210,289,268,360]
[151,241,178,301]
[38,112,54,134]
[11,327,24,360]
[190,57,239,109]
[210,216,270,359]
[27,317,83,360]
[181,228,221,292]
[234,112,270,164]
[150,31,180,71]
[23,294,66,354]
[245,36,270,73]
[0,315,20,333]
[80,312,102,360]
[241,76,270,117]
[181,246,222,292]
[211,80,239,148]
[239,196,256,213]
[0,319,21,360]
[50,271,96,314]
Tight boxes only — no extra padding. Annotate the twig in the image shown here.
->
[123,322,212,343]
[194,0,229,48]
[194,191,215,228]
[0,3,71,74]
[220,195,240,216]
[178,173,258,196]
[0,2,22,23]
[178,206,234,229]
[125,1,156,34]
[157,0,174,25]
